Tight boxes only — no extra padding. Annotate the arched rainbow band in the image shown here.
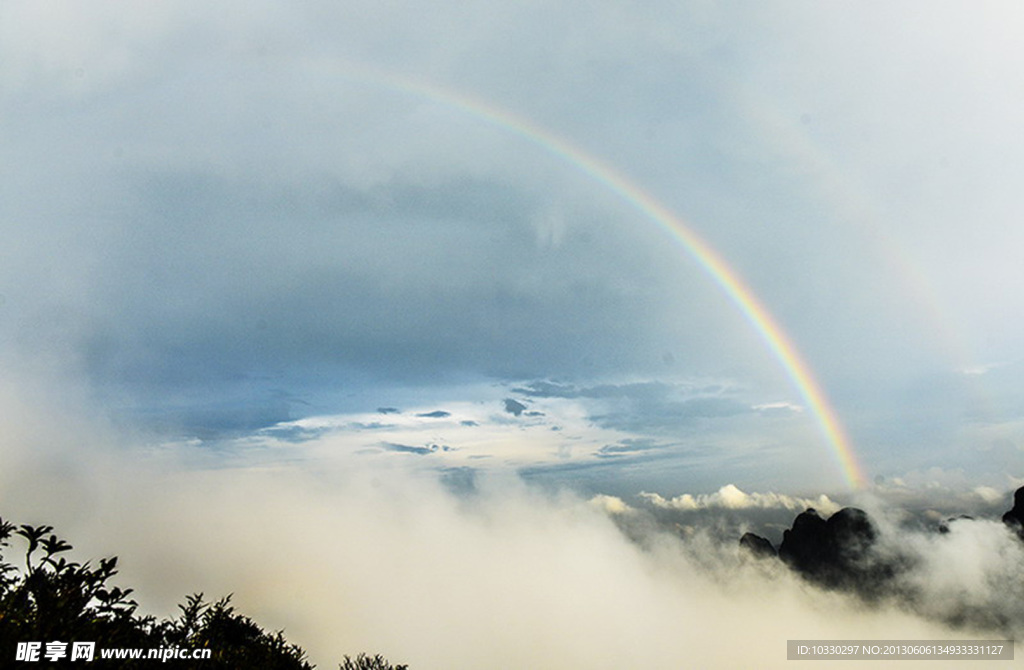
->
[331,63,869,489]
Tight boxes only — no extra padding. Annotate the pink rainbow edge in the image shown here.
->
[331,61,870,490]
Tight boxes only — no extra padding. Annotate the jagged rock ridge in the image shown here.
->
[740,486,1024,598]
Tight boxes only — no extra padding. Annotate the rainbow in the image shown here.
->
[329,62,869,489]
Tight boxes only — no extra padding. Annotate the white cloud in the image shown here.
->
[589,494,634,516]
[2,376,1024,668]
[865,468,1022,518]
[639,484,841,516]
[753,401,803,413]
[974,486,1005,506]
[253,392,638,471]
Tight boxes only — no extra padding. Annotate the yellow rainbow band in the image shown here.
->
[331,62,869,490]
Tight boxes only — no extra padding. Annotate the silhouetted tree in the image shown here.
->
[339,653,409,670]
[0,516,405,668]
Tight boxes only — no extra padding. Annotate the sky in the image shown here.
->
[3,2,1024,667]
[4,1,1024,491]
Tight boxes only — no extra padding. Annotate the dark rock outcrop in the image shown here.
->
[777,507,889,593]
[778,509,830,575]
[735,485,1024,610]
[938,515,974,534]
[739,532,776,559]
[828,507,877,560]
[1001,487,1024,538]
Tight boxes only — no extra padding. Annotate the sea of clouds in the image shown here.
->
[2,378,1021,669]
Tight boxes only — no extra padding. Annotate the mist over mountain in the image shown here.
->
[3,376,1020,668]
[598,484,1024,650]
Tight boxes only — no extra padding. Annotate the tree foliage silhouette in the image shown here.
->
[339,653,409,670]
[0,516,406,668]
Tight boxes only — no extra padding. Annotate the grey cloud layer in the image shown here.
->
[3,1,1024,483]
[3,62,720,404]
